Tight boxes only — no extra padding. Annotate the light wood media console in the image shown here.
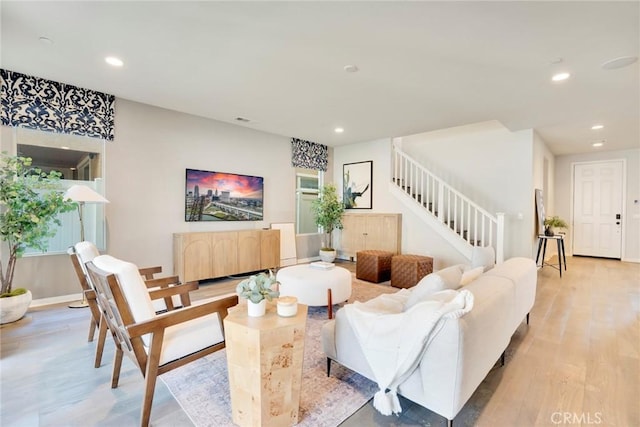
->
[173,229,280,282]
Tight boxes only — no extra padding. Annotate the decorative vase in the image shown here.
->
[544,226,554,236]
[247,299,267,317]
[319,249,336,263]
[0,290,32,324]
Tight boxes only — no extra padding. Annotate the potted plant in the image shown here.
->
[0,154,76,324]
[311,183,345,263]
[544,215,568,236]
[235,270,280,317]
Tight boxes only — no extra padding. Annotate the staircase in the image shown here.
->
[391,142,504,263]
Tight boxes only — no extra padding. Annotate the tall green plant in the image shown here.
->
[0,154,76,295]
[311,183,345,250]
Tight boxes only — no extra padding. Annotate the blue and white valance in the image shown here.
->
[1,69,115,141]
[291,138,328,172]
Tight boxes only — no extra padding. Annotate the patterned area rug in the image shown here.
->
[161,275,396,427]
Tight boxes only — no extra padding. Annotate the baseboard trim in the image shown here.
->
[622,258,640,263]
[297,256,321,264]
[31,293,82,308]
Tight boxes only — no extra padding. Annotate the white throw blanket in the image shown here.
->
[343,289,474,415]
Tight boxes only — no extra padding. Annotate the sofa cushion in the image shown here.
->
[460,266,484,286]
[403,264,465,310]
[471,246,495,272]
[437,264,465,289]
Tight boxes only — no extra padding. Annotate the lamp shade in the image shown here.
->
[64,185,109,204]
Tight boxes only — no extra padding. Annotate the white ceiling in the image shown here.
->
[2,1,638,155]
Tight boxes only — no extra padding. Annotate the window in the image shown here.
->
[295,168,322,234]
[9,127,107,255]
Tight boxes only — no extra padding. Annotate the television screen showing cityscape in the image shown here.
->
[185,168,264,221]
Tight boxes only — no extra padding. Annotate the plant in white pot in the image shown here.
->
[311,183,345,263]
[543,215,568,236]
[235,270,280,317]
[0,154,76,324]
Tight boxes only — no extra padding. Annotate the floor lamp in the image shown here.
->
[64,184,109,308]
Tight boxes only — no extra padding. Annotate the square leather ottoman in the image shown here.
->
[391,254,434,288]
[356,250,394,283]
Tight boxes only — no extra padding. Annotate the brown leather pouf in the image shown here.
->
[391,254,434,288]
[356,250,395,283]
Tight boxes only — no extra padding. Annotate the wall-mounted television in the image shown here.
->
[185,168,264,221]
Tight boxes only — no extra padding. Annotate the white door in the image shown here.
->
[573,161,624,258]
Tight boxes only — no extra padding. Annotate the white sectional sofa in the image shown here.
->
[321,257,537,426]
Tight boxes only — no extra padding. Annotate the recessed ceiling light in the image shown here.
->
[70,167,76,171]
[551,72,571,82]
[591,124,604,130]
[61,146,70,150]
[343,65,359,73]
[334,127,344,133]
[602,56,638,70]
[592,142,604,148]
[105,56,124,67]
[39,36,53,45]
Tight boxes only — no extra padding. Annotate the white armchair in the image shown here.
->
[86,255,238,427]
[69,241,193,368]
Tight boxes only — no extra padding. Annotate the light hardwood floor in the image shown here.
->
[1,256,638,427]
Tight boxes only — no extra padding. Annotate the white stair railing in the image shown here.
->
[392,143,504,263]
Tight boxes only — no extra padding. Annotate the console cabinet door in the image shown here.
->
[211,232,239,278]
[260,229,281,270]
[340,214,366,256]
[238,230,261,273]
[365,214,401,253]
[175,233,213,283]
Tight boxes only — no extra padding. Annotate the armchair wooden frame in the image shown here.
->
[69,250,197,368]
[86,260,238,427]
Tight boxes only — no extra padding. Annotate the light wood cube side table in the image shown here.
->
[224,302,307,427]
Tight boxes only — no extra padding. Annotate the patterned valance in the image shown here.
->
[291,138,328,172]
[1,69,115,141]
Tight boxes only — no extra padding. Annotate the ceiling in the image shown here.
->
[2,1,638,155]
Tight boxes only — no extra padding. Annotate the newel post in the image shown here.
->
[496,212,505,264]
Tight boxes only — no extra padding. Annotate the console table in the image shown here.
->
[173,229,280,282]
[535,234,567,277]
[224,302,307,427]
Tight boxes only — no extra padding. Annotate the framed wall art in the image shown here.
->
[343,160,372,209]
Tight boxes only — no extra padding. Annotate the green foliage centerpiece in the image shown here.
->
[236,270,279,317]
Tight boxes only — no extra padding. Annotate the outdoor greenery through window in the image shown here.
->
[295,168,321,234]
[8,127,107,255]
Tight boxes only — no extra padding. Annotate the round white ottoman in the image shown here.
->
[276,264,352,308]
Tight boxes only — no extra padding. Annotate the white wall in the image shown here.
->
[6,99,298,300]
[532,131,556,257]
[333,138,485,269]
[555,148,640,262]
[398,121,537,259]
[333,123,543,268]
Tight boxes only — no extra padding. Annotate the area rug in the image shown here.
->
[161,275,396,427]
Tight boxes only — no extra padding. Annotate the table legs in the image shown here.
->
[536,236,567,278]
